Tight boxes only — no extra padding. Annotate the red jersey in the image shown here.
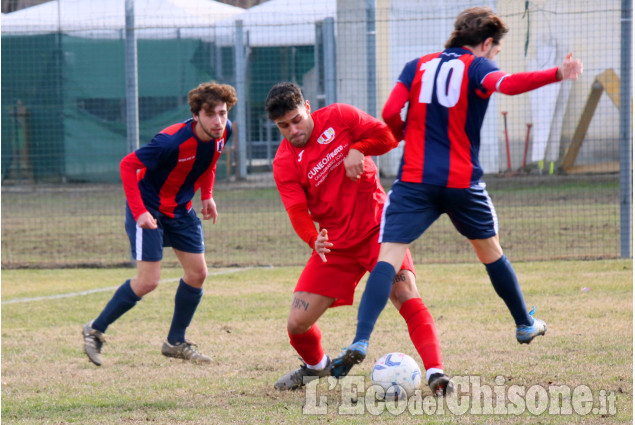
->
[273,103,390,249]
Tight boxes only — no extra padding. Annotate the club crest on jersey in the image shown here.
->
[317,128,335,145]
[216,138,225,153]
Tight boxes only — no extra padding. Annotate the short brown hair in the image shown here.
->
[188,81,237,115]
[445,7,509,49]
[265,82,305,120]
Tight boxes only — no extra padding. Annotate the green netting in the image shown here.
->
[2,33,311,182]
[2,34,64,181]
[2,35,217,183]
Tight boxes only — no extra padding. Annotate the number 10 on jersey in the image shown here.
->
[418,58,465,108]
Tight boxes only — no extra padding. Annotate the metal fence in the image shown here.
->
[1,0,632,268]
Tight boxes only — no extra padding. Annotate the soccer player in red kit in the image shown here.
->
[334,7,583,375]
[82,82,237,366]
[266,82,453,395]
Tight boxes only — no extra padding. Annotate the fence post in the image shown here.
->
[234,19,248,179]
[365,0,376,118]
[125,0,139,153]
[619,0,632,258]
[323,17,337,105]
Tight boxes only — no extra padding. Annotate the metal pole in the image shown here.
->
[125,0,139,152]
[57,0,66,182]
[234,20,248,179]
[323,17,337,105]
[365,0,376,117]
[619,0,632,258]
[314,21,323,106]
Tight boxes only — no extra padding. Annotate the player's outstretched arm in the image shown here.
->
[483,53,583,96]
[556,52,583,81]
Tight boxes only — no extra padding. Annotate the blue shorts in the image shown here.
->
[125,205,205,262]
[380,180,498,243]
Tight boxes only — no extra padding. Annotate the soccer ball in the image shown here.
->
[371,352,422,401]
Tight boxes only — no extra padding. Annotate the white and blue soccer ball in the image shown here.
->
[371,352,422,400]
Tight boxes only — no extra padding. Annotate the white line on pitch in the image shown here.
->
[2,267,265,305]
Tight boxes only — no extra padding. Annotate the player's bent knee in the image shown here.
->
[133,279,160,296]
[196,267,208,281]
[287,315,314,335]
[185,269,208,287]
[390,282,419,306]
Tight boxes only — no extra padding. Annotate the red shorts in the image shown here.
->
[294,233,415,307]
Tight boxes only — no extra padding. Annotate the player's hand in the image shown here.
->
[137,211,158,229]
[557,52,583,81]
[201,198,218,223]
[314,228,333,263]
[344,148,365,181]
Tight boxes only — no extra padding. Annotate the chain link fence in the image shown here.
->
[1,0,631,268]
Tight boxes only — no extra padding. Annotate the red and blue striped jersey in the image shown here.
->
[121,118,232,219]
[396,47,498,188]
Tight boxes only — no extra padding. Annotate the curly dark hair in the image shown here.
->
[188,81,237,115]
[264,82,305,120]
[445,7,509,49]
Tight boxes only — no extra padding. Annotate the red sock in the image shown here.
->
[399,298,443,370]
[288,325,325,366]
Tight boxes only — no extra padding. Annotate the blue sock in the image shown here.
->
[167,279,203,345]
[485,255,532,327]
[93,280,141,333]
[354,261,396,342]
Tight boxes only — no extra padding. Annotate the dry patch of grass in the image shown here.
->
[1,260,632,424]
[2,178,620,268]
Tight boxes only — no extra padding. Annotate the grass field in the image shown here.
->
[2,259,632,424]
[1,174,621,268]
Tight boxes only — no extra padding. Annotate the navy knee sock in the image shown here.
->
[167,279,203,345]
[93,280,141,333]
[485,255,532,326]
[354,261,396,342]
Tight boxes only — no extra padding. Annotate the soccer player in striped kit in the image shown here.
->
[333,7,582,380]
[266,82,453,395]
[82,82,237,366]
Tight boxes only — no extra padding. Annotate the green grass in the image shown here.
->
[1,259,632,424]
